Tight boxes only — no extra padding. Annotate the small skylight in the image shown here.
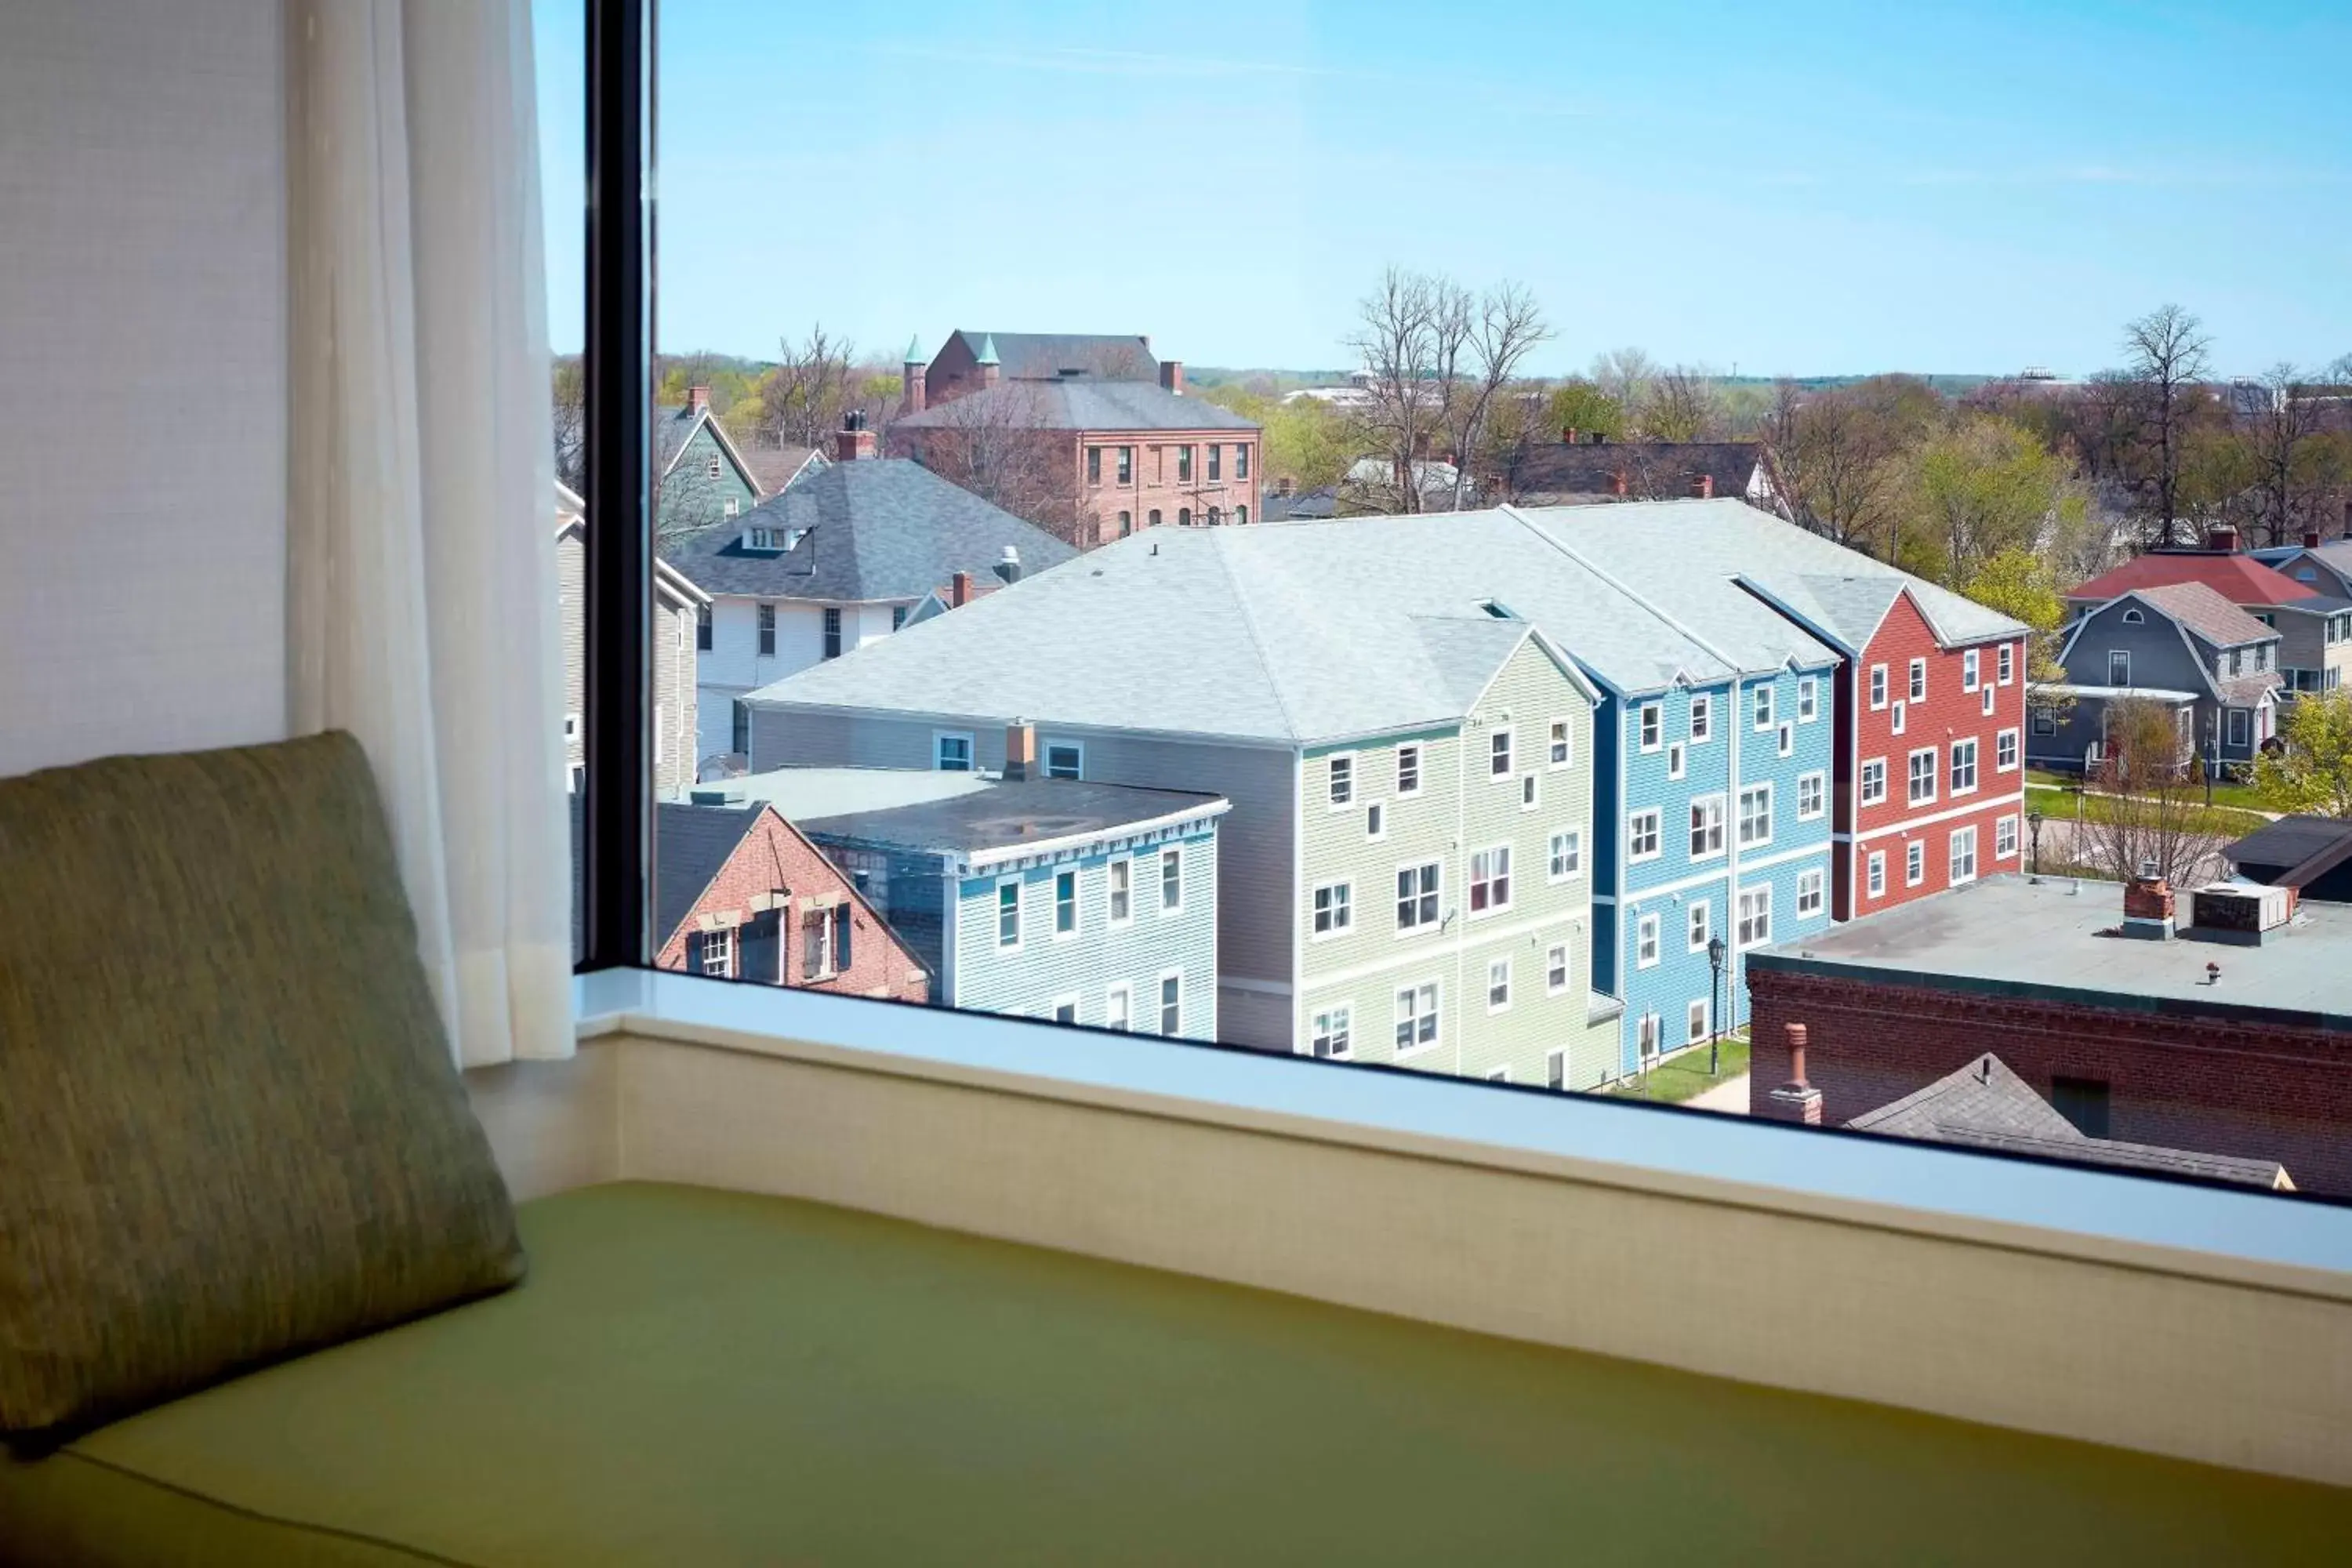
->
[1479,599,1521,621]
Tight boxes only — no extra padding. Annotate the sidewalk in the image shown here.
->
[1684,1073,1750,1115]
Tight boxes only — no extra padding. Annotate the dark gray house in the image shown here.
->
[2035,583,2283,774]
[2224,816,2352,904]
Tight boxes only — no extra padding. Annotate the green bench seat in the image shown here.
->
[4,1181,2343,1566]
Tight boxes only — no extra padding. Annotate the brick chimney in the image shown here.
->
[1004,722,1036,782]
[1612,470,1628,498]
[833,408,877,462]
[1761,1022,1824,1125]
[950,570,973,608]
[1693,474,1715,499]
[2306,530,2324,550]
[1563,426,1578,445]
[1160,359,1185,395]
[2205,524,2240,554]
[2122,869,2176,940]
[686,384,711,413]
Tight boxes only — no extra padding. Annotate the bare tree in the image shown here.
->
[902,383,1082,545]
[1639,365,1720,442]
[2078,695,2227,887]
[1344,267,1449,514]
[1435,281,1552,510]
[2234,363,2322,548]
[2119,304,2212,547]
[1589,347,1657,417]
[1767,385,1904,557]
[752,325,861,451]
[551,358,586,495]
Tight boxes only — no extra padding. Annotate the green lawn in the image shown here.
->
[2023,779,2272,837]
[1607,1034,1750,1105]
[2026,768,2285,817]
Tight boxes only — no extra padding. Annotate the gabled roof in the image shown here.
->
[746,506,1847,747]
[736,441,826,497]
[895,379,1257,434]
[1506,440,1764,503]
[942,330,1156,383]
[2067,551,2319,609]
[726,769,1227,866]
[2252,540,2352,589]
[2114,582,2281,651]
[2227,815,2352,880]
[652,402,761,492]
[566,795,769,963]
[1262,486,1338,522]
[659,459,1076,604]
[554,481,709,610]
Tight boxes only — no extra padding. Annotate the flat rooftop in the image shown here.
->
[717,768,1225,864]
[1753,874,2352,1028]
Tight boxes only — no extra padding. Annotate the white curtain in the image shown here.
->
[286,0,572,1066]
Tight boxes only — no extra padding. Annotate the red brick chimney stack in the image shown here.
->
[833,409,877,463]
[1004,723,1036,782]
[2205,524,2240,554]
[950,571,972,608]
[1160,359,1185,396]
[1694,474,1715,499]
[1762,1022,1825,1125]
[686,384,711,413]
[2306,530,2324,550]
[1563,426,1578,445]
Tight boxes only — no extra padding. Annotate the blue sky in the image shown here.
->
[537,1,2351,377]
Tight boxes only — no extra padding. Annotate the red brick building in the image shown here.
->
[891,330,1260,548]
[1747,874,2352,1196]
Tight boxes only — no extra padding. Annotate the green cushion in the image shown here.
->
[0,733,523,1446]
[2,1182,2343,1566]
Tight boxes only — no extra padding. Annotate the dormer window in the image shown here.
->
[744,526,784,552]
[2121,608,2144,625]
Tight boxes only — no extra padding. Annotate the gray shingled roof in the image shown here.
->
[1847,1053,2288,1188]
[742,771,1223,859]
[2124,582,2281,651]
[895,379,1258,434]
[947,331,1156,383]
[1506,440,1762,501]
[737,441,822,497]
[653,404,707,471]
[2227,815,2352,873]
[746,506,1849,746]
[659,458,1076,603]
[568,795,770,963]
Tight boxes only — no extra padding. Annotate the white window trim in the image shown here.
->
[1735,886,1772,950]
[1796,770,1827,822]
[1486,957,1512,1014]
[1468,843,1515,918]
[1546,945,1571,998]
[1798,675,1819,722]
[1394,979,1442,1058]
[1951,826,1980,887]
[1950,738,1980,798]
[1635,911,1661,969]
[1737,782,1774,851]
[1044,739,1085,781]
[1159,846,1184,916]
[1860,757,1888,807]
[1310,880,1355,942]
[1667,741,1686,781]
[1777,721,1794,758]
[1906,838,1927,887]
[1396,743,1422,798]
[1488,728,1515,781]
[1996,814,2021,860]
[1796,867,1826,917]
[1157,967,1184,1037]
[1689,691,1713,742]
[1963,648,1980,691]
[1106,857,1134,930]
[1326,750,1358,810]
[1105,982,1131,1033]
[1686,794,1726,863]
[1687,998,1710,1045]
[1628,808,1664,865]
[1909,658,1927,702]
[1752,685,1775,731]
[1907,746,1940,807]
[935,729,976,773]
[1521,774,1541,812]
[1687,898,1711,953]
[1891,700,1907,735]
[1052,868,1080,942]
[1547,829,1583,884]
[1050,993,1081,1025]
[994,877,1023,952]
[1308,1003,1351,1059]
[1366,800,1387,842]
[1868,663,1888,710]
[1394,859,1443,939]
[1867,850,1887,898]
[1637,705,1662,754]
[1998,642,2016,686]
[1548,717,1575,770]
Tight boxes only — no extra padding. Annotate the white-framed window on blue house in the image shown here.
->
[1054,869,1077,937]
[1689,691,1712,742]
[1869,663,1888,709]
[996,880,1022,949]
[1548,828,1582,881]
[1395,982,1439,1054]
[1688,998,1709,1044]
[1327,752,1355,807]
[2228,708,2251,748]
[1861,757,1887,804]
[935,731,975,771]
[1639,704,1661,752]
[1310,1005,1350,1058]
[1797,868,1825,917]
[1628,808,1662,862]
[1108,859,1133,927]
[1689,794,1725,860]
[1737,783,1773,848]
[1396,862,1441,932]
[1667,741,1686,780]
[1487,958,1512,1013]
[1105,983,1131,1032]
[1044,742,1083,779]
[1548,718,1573,767]
[1396,744,1421,797]
[1469,844,1513,915]
[1777,721,1794,757]
[1312,880,1353,938]
[1637,912,1661,967]
[1160,848,1182,913]
[1753,684,1774,730]
[1798,675,1818,721]
[1547,943,1570,996]
[1737,885,1771,948]
[1688,899,1710,952]
[1490,728,1514,778]
[1797,771,1825,820]
[1159,971,1183,1036]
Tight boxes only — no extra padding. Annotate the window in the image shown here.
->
[1908,658,1926,702]
[822,606,842,660]
[1487,958,1512,1012]
[1106,984,1131,1033]
[996,882,1021,948]
[1521,775,1539,810]
[1148,509,1161,528]
[1950,738,1978,796]
[1116,446,1132,484]
[757,602,776,657]
[1628,808,1662,861]
[2227,648,2241,677]
[1548,829,1582,881]
[699,926,734,978]
[1207,445,1222,481]
[935,732,974,771]
[1396,744,1421,796]
[1054,869,1076,935]
[564,713,582,742]
[1737,886,1770,948]
[1688,795,1725,859]
[1996,815,2020,858]
[1367,801,1385,840]
[1637,912,1661,967]
[1798,676,1818,721]
[1689,692,1711,742]
[1045,742,1083,779]
[731,699,750,756]
[695,603,712,650]
[2108,649,2130,686]
[1178,507,1191,526]
[1737,783,1773,848]
[1087,446,1102,484]
[2032,707,2057,736]
[1548,719,1573,767]
[1639,704,1661,751]
[1753,684,1774,730]
[1177,445,1192,482]
[1777,722,1794,758]
[1490,729,1512,778]
[1891,701,1906,735]
[2227,708,2250,748]
[1327,753,1354,806]
[1951,826,1979,885]
[1963,648,1980,691]
[746,525,783,551]
[1207,506,1222,527]
[1688,899,1710,952]
[722,497,739,518]
[1312,881,1353,937]
[1796,868,1824,916]
[1998,642,2015,685]
[2122,608,2144,626]
[1108,859,1132,926]
[1395,982,1439,1053]
[706,458,722,479]
[1234,505,1247,525]
[1547,1048,1569,1090]
[1160,973,1181,1036]
[1860,758,1887,805]
[1980,686,1996,717]
[1869,663,1888,709]
[1118,510,1131,535]
[1547,945,1570,996]
[1797,771,1825,820]
[1867,851,1886,898]
[1468,845,1512,914]
[1160,847,1182,913]
[1906,839,1926,886]
[891,604,908,630]
[1908,747,1938,805]
[1310,1006,1350,1058]
[1638,1013,1661,1062]
[1053,997,1079,1025]
[1667,741,1685,780]
[1687,998,1709,1044]
[1396,862,1440,931]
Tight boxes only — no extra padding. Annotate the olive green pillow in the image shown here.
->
[0,732,526,1446]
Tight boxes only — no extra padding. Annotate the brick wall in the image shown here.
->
[1076,433,1261,546]
[655,805,930,1004]
[1748,963,2352,1196]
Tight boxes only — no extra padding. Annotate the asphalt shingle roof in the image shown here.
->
[946,331,1156,383]
[2122,582,2281,651]
[1506,441,1763,502]
[895,379,1258,434]
[660,458,1076,603]
[2069,552,2319,608]
[569,796,770,963]
[745,771,1223,859]
[2227,815,2352,873]
[737,441,821,496]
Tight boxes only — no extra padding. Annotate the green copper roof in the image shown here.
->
[903,334,924,365]
[975,333,1000,366]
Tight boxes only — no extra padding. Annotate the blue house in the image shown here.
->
[717,749,1227,1040]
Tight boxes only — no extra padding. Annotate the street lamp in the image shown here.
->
[1706,934,1726,1078]
[2027,808,2045,881]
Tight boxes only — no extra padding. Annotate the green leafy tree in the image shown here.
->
[1199,385,1353,493]
[1541,380,1624,442]
[2256,691,2352,817]
[1965,546,2076,731]
[1900,416,2076,588]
